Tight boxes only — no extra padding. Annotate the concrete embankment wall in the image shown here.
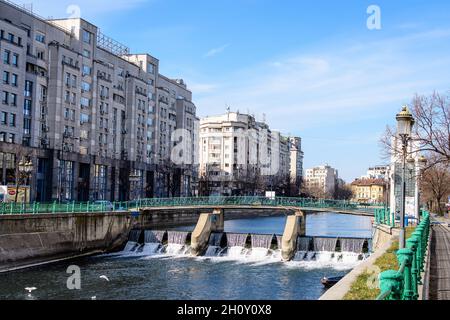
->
[0,212,134,272]
[319,224,399,300]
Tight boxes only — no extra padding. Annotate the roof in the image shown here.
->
[351,178,386,186]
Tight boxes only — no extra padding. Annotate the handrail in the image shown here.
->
[0,196,382,215]
[377,210,431,300]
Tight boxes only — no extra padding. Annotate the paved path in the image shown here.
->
[429,217,450,300]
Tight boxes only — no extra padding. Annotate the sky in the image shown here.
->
[21,0,450,181]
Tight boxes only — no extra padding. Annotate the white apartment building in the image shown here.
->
[304,165,338,197]
[198,111,300,196]
[361,165,389,180]
[289,136,304,187]
[0,0,198,201]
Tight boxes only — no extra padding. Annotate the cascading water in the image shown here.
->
[297,237,312,251]
[224,233,249,258]
[250,234,274,258]
[142,230,166,255]
[165,231,190,255]
[313,237,338,252]
[204,233,224,257]
[276,235,283,249]
[123,230,142,252]
[339,238,366,253]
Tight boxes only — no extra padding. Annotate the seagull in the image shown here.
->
[25,287,37,293]
[99,275,110,282]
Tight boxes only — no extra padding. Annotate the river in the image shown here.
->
[0,212,372,300]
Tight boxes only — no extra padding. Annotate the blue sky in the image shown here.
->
[26,0,450,181]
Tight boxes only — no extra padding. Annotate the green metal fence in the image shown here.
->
[0,196,383,215]
[376,210,431,300]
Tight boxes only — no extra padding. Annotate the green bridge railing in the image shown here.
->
[0,196,383,215]
[376,210,431,300]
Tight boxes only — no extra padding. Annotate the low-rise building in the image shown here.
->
[304,165,338,197]
[350,178,386,203]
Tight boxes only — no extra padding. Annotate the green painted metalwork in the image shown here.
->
[377,210,431,300]
[0,196,383,215]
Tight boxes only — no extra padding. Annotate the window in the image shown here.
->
[2,91,8,104]
[3,50,10,64]
[80,97,90,108]
[12,53,18,67]
[11,74,18,86]
[82,65,91,76]
[8,133,14,143]
[82,30,92,44]
[24,80,33,97]
[37,50,45,60]
[83,49,91,58]
[35,33,45,43]
[1,112,7,125]
[65,90,70,103]
[81,81,91,92]
[10,93,17,106]
[65,72,71,85]
[7,33,14,42]
[23,118,31,135]
[71,74,77,87]
[80,113,90,124]
[71,92,76,104]
[147,63,155,74]
[80,130,89,139]
[24,100,32,116]
[2,71,9,84]
[9,113,15,127]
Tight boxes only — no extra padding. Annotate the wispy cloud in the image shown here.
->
[195,28,450,131]
[203,44,230,58]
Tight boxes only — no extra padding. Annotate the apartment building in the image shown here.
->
[304,165,338,197]
[0,0,198,202]
[360,165,389,180]
[289,136,304,191]
[198,111,298,196]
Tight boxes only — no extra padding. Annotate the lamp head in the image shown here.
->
[396,105,415,136]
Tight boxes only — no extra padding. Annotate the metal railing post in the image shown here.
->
[378,270,403,300]
[397,248,414,300]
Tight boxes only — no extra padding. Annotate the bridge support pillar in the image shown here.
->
[191,208,224,256]
[281,210,306,261]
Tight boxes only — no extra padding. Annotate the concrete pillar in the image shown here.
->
[191,208,224,256]
[281,210,306,261]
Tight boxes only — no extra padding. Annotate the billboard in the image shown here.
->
[0,186,30,203]
[405,196,416,218]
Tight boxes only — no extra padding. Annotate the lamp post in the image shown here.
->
[396,106,415,249]
[18,159,33,203]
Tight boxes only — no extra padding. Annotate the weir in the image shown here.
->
[281,210,306,261]
[251,234,274,249]
[313,237,338,252]
[340,238,366,253]
[190,209,224,256]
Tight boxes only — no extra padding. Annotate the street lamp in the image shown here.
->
[18,159,33,203]
[396,105,415,249]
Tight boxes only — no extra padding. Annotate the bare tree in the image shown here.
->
[333,184,354,200]
[421,156,450,215]
[380,91,450,168]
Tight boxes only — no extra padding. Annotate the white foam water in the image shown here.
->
[141,243,161,255]
[123,241,138,252]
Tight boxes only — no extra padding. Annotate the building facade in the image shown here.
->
[350,178,386,203]
[198,112,299,196]
[304,165,338,197]
[0,0,198,202]
[360,165,389,180]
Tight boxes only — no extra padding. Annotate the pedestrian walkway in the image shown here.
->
[429,218,450,300]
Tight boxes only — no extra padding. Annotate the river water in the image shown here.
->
[0,212,372,300]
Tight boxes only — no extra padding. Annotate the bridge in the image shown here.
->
[0,196,383,216]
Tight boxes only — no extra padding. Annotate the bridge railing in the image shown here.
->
[376,210,430,300]
[0,196,382,215]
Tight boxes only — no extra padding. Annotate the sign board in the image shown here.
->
[405,197,416,218]
[1,186,30,203]
[265,191,276,200]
